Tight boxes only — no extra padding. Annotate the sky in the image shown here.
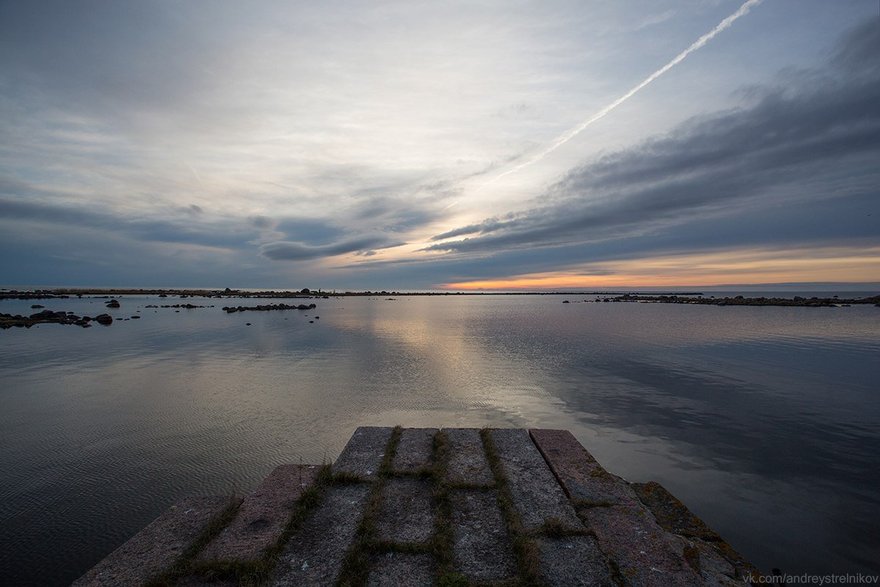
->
[1,0,878,291]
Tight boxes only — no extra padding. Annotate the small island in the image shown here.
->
[588,293,880,307]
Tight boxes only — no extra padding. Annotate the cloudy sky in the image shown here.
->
[1,1,877,290]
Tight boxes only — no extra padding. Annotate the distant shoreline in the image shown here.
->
[2,288,878,330]
[0,287,710,299]
[1,287,878,306]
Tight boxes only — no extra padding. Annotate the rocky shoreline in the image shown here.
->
[574,294,880,307]
[0,309,115,329]
[0,295,320,329]
[222,303,317,314]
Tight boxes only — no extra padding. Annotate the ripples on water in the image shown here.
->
[1,294,878,584]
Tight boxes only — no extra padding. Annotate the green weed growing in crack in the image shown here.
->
[480,428,543,586]
[335,426,402,586]
[430,429,456,581]
[144,495,242,586]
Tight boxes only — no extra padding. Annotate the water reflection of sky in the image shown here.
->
[1,295,878,583]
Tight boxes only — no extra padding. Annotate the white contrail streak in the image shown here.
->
[488,0,763,184]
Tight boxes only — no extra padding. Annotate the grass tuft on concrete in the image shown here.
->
[144,495,242,586]
[335,425,403,586]
[430,429,456,581]
[147,465,334,586]
[480,428,543,586]
[332,470,368,484]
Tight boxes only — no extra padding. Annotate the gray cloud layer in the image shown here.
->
[261,236,403,261]
[425,18,879,264]
[0,5,877,289]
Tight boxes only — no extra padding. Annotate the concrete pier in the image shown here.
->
[73,427,757,586]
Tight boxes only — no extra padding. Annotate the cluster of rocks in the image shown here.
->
[626,294,878,307]
[143,304,214,309]
[0,310,114,329]
[222,303,317,314]
[564,294,880,307]
[1,299,320,331]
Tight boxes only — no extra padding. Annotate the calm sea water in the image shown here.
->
[1,294,878,584]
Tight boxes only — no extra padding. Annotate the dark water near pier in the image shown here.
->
[1,294,879,584]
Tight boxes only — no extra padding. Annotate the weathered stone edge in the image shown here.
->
[631,481,760,579]
[529,428,759,581]
[73,495,241,587]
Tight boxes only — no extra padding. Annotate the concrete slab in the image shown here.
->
[581,504,703,587]
[273,484,370,586]
[530,428,638,506]
[198,464,320,563]
[366,552,435,586]
[392,428,436,473]
[375,478,434,544]
[333,426,393,481]
[73,495,236,587]
[76,427,758,587]
[450,489,517,582]
[537,535,614,587]
[444,428,493,486]
[490,428,583,532]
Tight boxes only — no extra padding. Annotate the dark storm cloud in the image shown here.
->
[260,236,404,261]
[0,194,256,249]
[427,17,880,258]
[0,175,406,265]
[0,218,281,288]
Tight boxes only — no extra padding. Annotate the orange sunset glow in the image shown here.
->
[442,246,880,290]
